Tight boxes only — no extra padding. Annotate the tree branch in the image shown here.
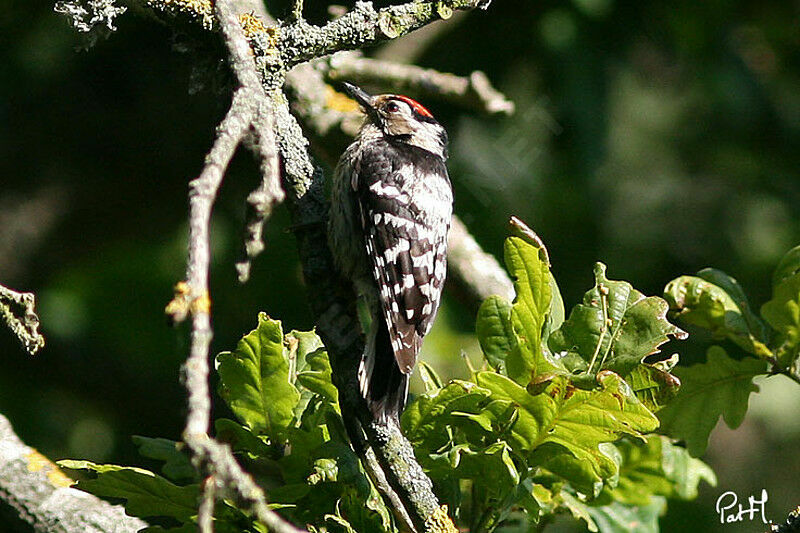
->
[447,217,514,305]
[325,51,514,115]
[0,414,147,533]
[165,2,297,532]
[279,0,492,66]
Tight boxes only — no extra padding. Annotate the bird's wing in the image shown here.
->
[355,143,451,373]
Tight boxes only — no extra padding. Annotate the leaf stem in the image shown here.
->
[587,285,610,374]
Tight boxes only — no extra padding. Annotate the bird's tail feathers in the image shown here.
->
[358,319,409,422]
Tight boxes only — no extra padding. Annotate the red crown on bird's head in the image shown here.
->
[392,95,434,119]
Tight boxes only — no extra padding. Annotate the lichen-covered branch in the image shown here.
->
[181,89,251,432]
[173,89,250,533]
[237,101,283,282]
[0,283,45,356]
[325,51,514,115]
[279,0,492,66]
[0,414,147,533]
[165,2,299,532]
[144,0,215,29]
[215,0,283,283]
[124,0,493,69]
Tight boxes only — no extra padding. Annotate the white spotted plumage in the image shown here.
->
[328,83,452,420]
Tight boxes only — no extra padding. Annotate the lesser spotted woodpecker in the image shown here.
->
[328,83,453,421]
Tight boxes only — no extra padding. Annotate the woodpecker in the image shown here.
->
[328,83,453,421]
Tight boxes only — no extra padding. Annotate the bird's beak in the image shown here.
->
[343,82,374,113]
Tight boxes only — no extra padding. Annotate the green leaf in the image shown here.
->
[144,502,259,533]
[402,380,493,449]
[428,441,519,508]
[624,356,681,413]
[363,484,394,533]
[544,273,566,340]
[659,437,717,499]
[417,361,443,391]
[696,269,768,337]
[585,497,666,533]
[296,348,339,408]
[132,436,197,483]
[458,441,519,490]
[559,490,598,532]
[327,482,394,533]
[306,440,366,492]
[58,460,199,522]
[550,263,686,376]
[608,436,716,506]
[285,328,326,421]
[515,479,553,525]
[658,346,767,456]
[217,313,300,442]
[285,328,325,378]
[214,418,274,460]
[664,270,769,357]
[504,236,564,383]
[507,220,564,340]
[761,266,800,364]
[324,513,357,533]
[141,525,198,533]
[531,442,617,497]
[474,372,658,479]
[476,295,514,372]
[771,244,800,286]
[276,436,390,533]
[445,441,521,531]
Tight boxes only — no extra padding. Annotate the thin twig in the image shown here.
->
[186,433,305,533]
[326,51,514,115]
[0,283,45,355]
[177,86,253,410]
[172,2,301,532]
[198,476,216,532]
[290,0,304,21]
[177,89,251,533]
[766,354,800,387]
[214,0,283,283]
[237,102,284,282]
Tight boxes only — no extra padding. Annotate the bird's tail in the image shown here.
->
[358,317,409,422]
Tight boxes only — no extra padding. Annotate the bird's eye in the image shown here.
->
[385,102,400,113]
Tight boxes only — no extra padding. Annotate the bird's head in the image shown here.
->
[344,82,448,160]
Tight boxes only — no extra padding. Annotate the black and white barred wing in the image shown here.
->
[357,146,452,374]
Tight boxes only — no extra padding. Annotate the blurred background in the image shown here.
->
[2,0,799,531]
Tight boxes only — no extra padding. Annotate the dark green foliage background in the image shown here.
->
[2,0,799,531]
